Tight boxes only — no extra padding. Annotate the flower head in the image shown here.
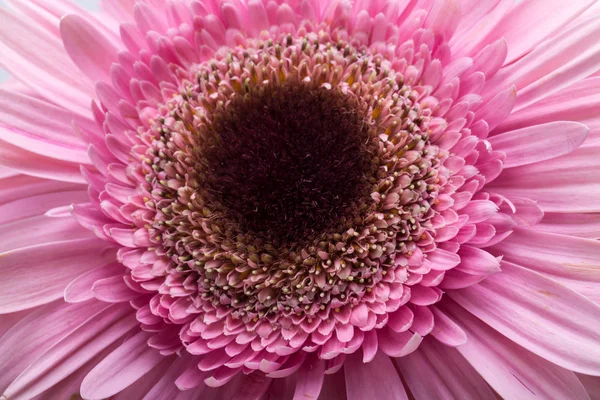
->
[1,0,600,399]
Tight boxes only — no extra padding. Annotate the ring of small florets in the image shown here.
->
[140,31,445,329]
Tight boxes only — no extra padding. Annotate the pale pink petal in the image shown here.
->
[0,238,112,313]
[483,0,597,63]
[449,262,600,375]
[489,147,600,212]
[456,245,500,276]
[534,213,600,239]
[377,328,422,357]
[429,306,467,346]
[142,356,196,400]
[450,0,512,58]
[497,76,600,135]
[396,338,495,399]
[81,330,164,399]
[474,86,516,132]
[344,352,408,400]
[491,229,600,302]
[0,88,97,148]
[0,138,87,183]
[0,214,92,253]
[489,122,589,168]
[60,14,120,82]
[92,275,141,303]
[0,300,107,392]
[441,298,591,400]
[0,8,94,115]
[483,15,600,112]
[64,263,125,303]
[0,190,88,225]
[292,360,324,400]
[0,174,82,205]
[3,304,136,399]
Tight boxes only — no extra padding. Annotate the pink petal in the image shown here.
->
[0,189,88,225]
[489,146,600,212]
[497,76,600,135]
[534,212,600,239]
[491,229,600,303]
[576,374,600,400]
[449,262,600,375]
[0,8,93,115]
[429,306,467,346]
[3,304,136,399]
[92,275,140,303]
[0,88,96,146]
[142,356,197,400]
[377,327,422,358]
[0,238,113,313]
[344,351,408,400]
[64,263,125,303]
[460,200,498,223]
[396,338,495,399]
[490,122,589,168]
[60,14,119,82]
[484,15,600,112]
[81,331,164,399]
[474,85,516,132]
[456,245,501,275]
[293,360,324,400]
[0,138,86,183]
[484,0,596,63]
[426,248,461,271]
[0,300,107,392]
[0,214,92,253]
[441,298,591,400]
[0,175,82,205]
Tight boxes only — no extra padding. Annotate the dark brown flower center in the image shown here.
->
[198,81,377,244]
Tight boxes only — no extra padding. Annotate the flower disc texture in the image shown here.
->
[1,0,600,399]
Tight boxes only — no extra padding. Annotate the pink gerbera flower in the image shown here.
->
[1,0,600,398]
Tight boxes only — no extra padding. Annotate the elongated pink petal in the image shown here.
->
[484,0,597,63]
[489,147,600,212]
[0,238,112,313]
[441,298,591,400]
[64,263,125,303]
[61,14,120,82]
[429,306,467,346]
[0,215,92,253]
[344,352,408,400]
[0,138,86,183]
[483,15,600,111]
[534,212,600,239]
[81,331,164,399]
[0,8,93,115]
[396,338,495,399]
[293,360,324,400]
[491,229,600,302]
[0,174,82,205]
[489,122,589,168]
[3,304,136,399]
[449,262,600,375]
[0,300,107,392]
[497,76,600,135]
[0,89,97,145]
